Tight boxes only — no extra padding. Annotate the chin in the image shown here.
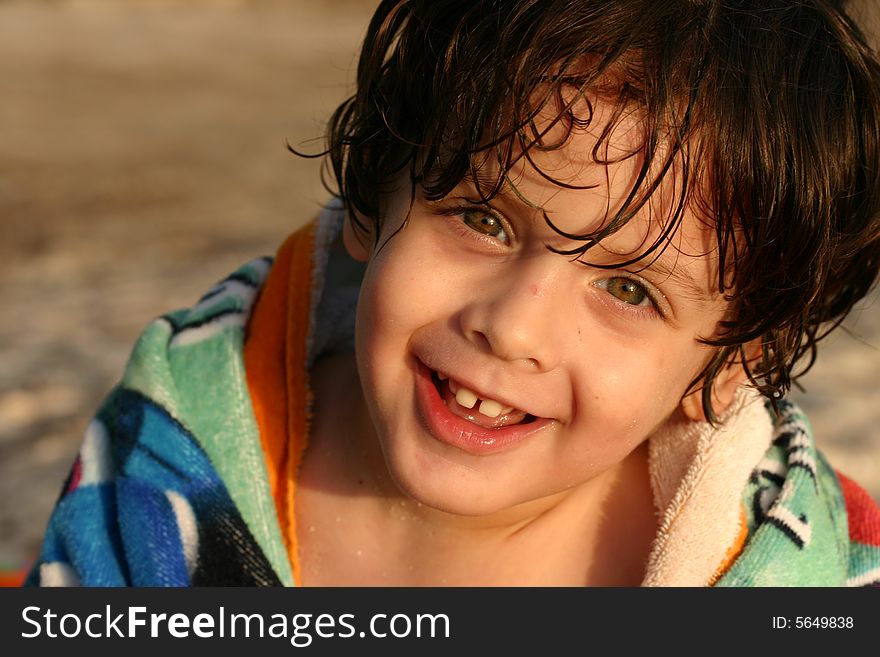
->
[378,436,551,518]
[398,481,513,517]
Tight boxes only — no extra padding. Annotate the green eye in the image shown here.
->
[463,210,510,244]
[605,277,649,306]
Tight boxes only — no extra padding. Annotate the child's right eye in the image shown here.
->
[461,209,511,245]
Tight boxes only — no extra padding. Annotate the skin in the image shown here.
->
[295,102,750,586]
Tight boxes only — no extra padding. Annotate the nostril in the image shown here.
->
[470,329,493,354]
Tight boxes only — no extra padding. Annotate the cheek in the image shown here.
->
[355,243,456,387]
[359,253,430,343]
[357,232,470,342]
[574,344,697,439]
[355,265,402,391]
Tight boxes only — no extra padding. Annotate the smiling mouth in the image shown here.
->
[414,361,551,455]
[430,370,537,429]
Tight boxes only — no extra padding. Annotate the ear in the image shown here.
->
[343,212,371,262]
[680,341,761,422]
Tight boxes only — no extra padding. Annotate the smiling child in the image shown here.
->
[29,0,880,586]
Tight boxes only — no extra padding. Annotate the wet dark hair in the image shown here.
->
[312,0,880,421]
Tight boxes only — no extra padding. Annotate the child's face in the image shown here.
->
[350,107,734,517]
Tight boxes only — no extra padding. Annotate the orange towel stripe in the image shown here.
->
[244,221,316,586]
[282,223,317,587]
[708,506,749,585]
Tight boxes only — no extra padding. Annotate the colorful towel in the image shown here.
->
[26,255,292,586]
[26,203,880,586]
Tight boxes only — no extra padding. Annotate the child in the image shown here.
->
[29,0,880,586]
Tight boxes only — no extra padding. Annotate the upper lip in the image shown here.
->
[419,358,553,420]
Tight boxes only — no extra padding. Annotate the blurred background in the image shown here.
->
[1,0,878,574]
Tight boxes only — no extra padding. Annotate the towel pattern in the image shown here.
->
[27,208,880,587]
[28,257,291,586]
[716,400,880,586]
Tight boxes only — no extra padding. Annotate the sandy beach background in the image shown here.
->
[1,0,878,573]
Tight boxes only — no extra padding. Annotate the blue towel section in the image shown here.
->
[40,485,129,586]
[28,388,282,587]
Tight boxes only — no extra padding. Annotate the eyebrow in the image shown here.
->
[455,175,521,205]
[629,256,715,304]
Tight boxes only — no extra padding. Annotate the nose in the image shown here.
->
[459,259,565,371]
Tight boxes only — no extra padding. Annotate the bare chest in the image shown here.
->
[294,487,650,587]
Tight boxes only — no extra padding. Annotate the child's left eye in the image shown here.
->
[596,276,656,310]
[605,277,649,305]
[461,209,510,245]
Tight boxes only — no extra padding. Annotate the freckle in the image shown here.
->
[357,478,364,485]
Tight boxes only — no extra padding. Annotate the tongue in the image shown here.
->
[439,380,529,428]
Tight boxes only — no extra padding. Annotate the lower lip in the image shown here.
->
[413,361,553,456]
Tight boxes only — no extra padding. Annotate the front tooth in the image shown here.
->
[479,399,505,418]
[455,387,478,409]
